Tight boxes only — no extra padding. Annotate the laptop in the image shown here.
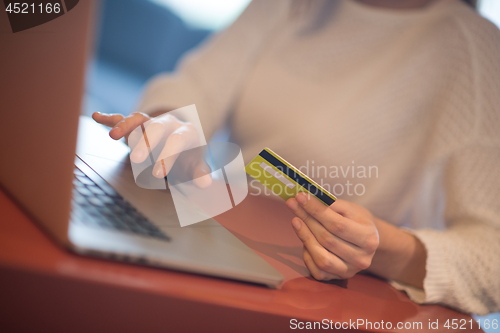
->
[0,0,283,288]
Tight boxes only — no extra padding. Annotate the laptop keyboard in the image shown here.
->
[71,166,170,241]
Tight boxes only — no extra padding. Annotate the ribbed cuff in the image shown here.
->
[390,229,453,306]
[390,280,426,303]
[412,229,453,304]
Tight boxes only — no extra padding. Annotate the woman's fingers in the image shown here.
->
[93,112,209,188]
[287,195,379,276]
[291,217,350,278]
[330,199,370,223]
[92,112,124,127]
[109,112,150,140]
[152,124,198,178]
[288,193,363,246]
[130,117,178,163]
[288,198,363,262]
[92,111,149,143]
[127,125,144,150]
[303,247,342,281]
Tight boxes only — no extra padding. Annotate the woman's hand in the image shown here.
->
[92,112,152,146]
[92,111,211,188]
[286,193,379,280]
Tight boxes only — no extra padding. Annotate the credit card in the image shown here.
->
[245,148,337,206]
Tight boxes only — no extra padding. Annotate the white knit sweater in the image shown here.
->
[137,0,500,315]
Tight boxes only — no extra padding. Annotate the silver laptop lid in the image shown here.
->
[0,1,94,245]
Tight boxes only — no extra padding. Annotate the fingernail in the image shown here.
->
[292,218,302,231]
[131,150,144,161]
[153,164,165,178]
[296,193,306,205]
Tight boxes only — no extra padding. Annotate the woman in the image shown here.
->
[93,0,500,314]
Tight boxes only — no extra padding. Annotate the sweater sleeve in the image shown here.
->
[135,0,289,140]
[411,146,500,315]
[393,13,500,316]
